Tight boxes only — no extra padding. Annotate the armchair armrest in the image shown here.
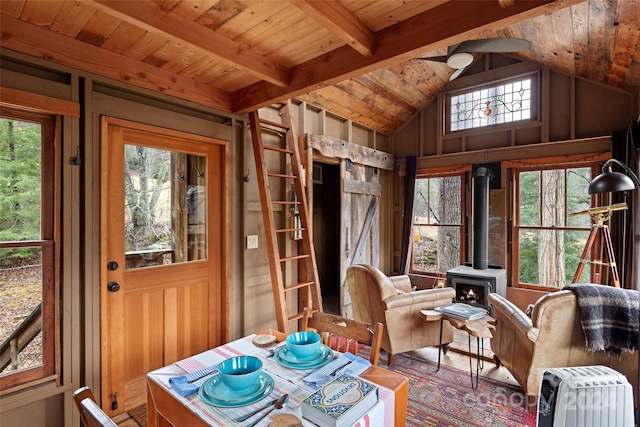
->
[488,293,538,341]
[384,287,455,309]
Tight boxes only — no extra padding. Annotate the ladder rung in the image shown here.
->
[268,173,297,180]
[272,201,300,206]
[260,118,291,130]
[287,312,305,323]
[280,254,311,263]
[284,281,314,292]
[264,145,294,155]
[276,227,306,233]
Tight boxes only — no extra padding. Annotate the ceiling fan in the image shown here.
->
[416,38,532,81]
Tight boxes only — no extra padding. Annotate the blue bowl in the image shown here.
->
[285,331,321,360]
[218,356,263,394]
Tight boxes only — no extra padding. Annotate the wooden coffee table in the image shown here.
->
[421,309,496,389]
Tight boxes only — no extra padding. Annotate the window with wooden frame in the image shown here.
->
[512,162,599,289]
[0,108,59,390]
[411,171,466,276]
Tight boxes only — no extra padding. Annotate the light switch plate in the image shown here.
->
[247,235,258,249]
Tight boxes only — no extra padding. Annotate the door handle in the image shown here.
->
[107,282,120,292]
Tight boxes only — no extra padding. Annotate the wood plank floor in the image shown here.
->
[112,330,519,426]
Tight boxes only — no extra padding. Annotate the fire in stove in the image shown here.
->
[456,284,487,307]
[463,288,478,304]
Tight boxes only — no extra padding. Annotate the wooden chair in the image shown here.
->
[301,308,383,365]
[73,386,118,427]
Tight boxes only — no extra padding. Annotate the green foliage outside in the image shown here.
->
[518,168,592,285]
[0,119,41,265]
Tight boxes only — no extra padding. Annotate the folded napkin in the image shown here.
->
[302,352,371,388]
[169,364,219,397]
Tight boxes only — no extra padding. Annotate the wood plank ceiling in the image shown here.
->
[0,0,638,135]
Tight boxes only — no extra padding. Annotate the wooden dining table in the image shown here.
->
[147,329,408,427]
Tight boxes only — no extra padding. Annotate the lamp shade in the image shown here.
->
[588,170,636,194]
[589,159,640,194]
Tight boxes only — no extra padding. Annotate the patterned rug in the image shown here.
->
[128,404,147,427]
[363,349,536,427]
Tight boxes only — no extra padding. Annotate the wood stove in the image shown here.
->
[446,166,506,311]
[447,265,506,311]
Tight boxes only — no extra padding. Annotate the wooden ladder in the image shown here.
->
[249,101,323,333]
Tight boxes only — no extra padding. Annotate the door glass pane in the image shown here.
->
[124,145,206,269]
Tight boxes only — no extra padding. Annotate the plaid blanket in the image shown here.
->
[564,285,639,354]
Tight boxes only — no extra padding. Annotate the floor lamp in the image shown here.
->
[588,158,640,425]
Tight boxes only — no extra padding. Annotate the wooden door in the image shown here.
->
[100,117,227,415]
[339,160,380,318]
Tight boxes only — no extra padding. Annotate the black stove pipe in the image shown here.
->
[472,167,492,270]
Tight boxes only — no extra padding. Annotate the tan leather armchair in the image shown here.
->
[346,264,456,366]
[489,291,638,407]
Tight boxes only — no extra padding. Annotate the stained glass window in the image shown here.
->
[449,76,534,132]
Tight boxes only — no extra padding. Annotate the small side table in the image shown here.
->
[420,309,496,389]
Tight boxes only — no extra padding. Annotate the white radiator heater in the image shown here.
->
[537,365,634,427]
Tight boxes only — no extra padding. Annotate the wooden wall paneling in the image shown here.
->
[575,78,633,138]
[343,119,352,144]
[325,112,346,140]
[541,68,550,142]
[570,75,577,140]
[465,130,512,151]
[442,136,462,155]
[514,127,543,147]
[436,94,443,156]
[548,71,572,141]
[303,104,322,135]
[352,123,370,147]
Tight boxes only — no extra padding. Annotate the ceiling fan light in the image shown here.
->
[447,52,473,69]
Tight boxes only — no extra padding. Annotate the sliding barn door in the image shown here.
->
[340,159,380,318]
[100,117,227,415]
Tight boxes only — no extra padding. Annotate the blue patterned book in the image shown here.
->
[301,374,378,427]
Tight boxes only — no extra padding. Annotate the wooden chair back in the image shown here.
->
[301,308,383,365]
[73,386,118,427]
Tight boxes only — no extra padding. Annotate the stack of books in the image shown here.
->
[435,303,487,321]
[301,374,378,427]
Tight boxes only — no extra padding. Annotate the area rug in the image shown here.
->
[362,349,536,427]
[128,404,147,427]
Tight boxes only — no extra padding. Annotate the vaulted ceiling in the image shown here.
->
[1,0,638,134]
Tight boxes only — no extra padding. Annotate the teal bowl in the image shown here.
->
[285,331,321,360]
[218,356,263,394]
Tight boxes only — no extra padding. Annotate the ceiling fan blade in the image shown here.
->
[453,37,532,54]
[449,66,467,81]
[415,55,448,63]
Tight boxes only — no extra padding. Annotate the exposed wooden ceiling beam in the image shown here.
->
[231,0,586,113]
[291,0,375,56]
[89,0,291,88]
[0,14,232,112]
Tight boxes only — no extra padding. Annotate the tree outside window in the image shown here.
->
[411,174,464,275]
[515,165,594,287]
